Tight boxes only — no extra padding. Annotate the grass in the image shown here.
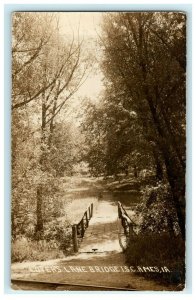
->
[125,233,185,288]
[11,237,66,263]
[12,218,74,263]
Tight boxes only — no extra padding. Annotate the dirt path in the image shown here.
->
[11,198,177,291]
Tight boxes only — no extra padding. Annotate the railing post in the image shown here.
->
[85,211,89,228]
[81,218,85,237]
[72,225,78,253]
[90,203,93,218]
[118,201,122,218]
[88,206,91,220]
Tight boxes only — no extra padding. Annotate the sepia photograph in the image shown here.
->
[11,11,186,291]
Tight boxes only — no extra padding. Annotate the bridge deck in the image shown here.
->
[79,200,122,253]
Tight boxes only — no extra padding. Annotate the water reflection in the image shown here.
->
[65,190,141,209]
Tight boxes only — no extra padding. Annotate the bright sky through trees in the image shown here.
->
[59,12,104,100]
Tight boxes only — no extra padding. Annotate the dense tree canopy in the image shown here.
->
[81,12,186,238]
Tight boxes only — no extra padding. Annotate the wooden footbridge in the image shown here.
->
[71,200,137,253]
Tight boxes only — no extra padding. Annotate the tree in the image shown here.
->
[12,13,55,109]
[11,12,91,237]
[80,96,156,179]
[100,12,186,237]
[47,122,78,177]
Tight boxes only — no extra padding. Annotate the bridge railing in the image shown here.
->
[72,203,93,252]
[117,201,137,238]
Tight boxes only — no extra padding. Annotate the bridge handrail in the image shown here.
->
[72,203,93,252]
[117,201,137,225]
[117,201,137,237]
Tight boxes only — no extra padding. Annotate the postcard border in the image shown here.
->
[4,3,192,295]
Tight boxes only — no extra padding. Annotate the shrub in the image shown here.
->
[125,233,185,287]
[11,236,66,263]
[43,220,73,255]
[135,181,181,235]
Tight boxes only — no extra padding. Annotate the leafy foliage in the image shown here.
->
[135,182,181,235]
[92,12,185,237]
[11,12,91,241]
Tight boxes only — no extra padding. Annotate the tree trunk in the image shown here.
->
[143,88,185,239]
[133,165,138,178]
[161,148,185,239]
[152,147,164,181]
[35,185,44,235]
[35,94,46,238]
